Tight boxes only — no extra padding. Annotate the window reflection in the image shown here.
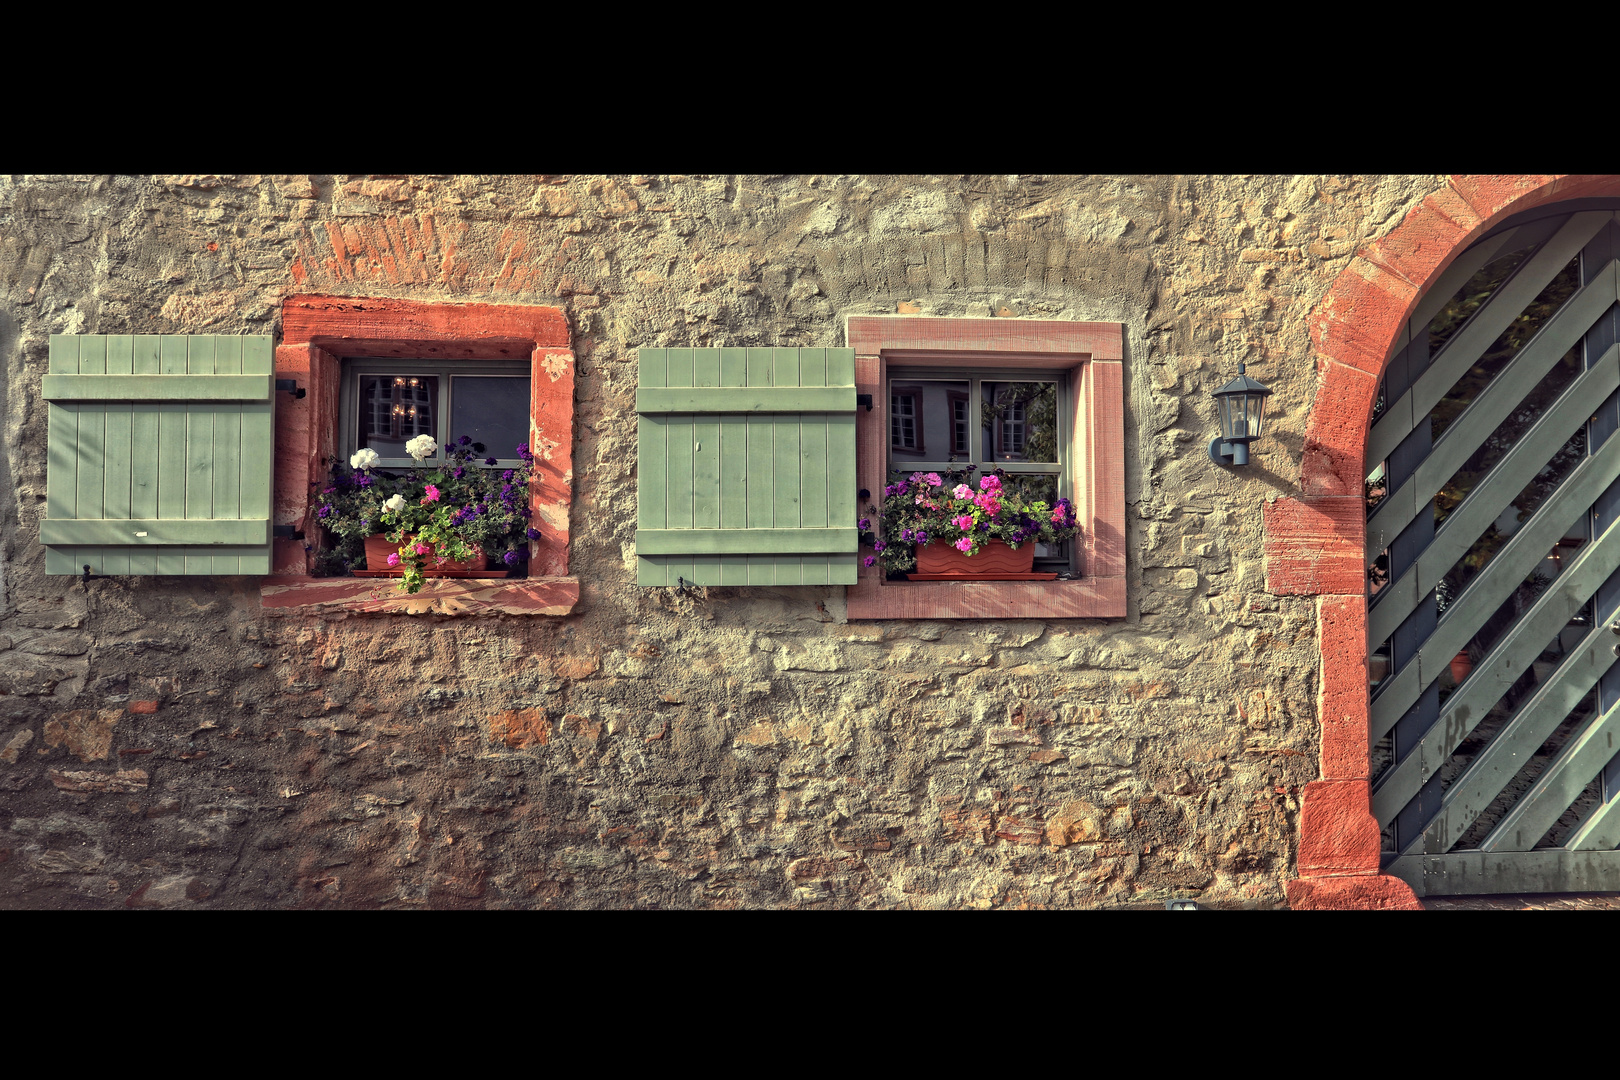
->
[359,375,438,458]
[982,381,1058,462]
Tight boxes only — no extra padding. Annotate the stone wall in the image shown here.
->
[0,174,1445,908]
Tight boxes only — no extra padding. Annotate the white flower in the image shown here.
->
[405,435,438,462]
[383,494,407,514]
[350,448,380,471]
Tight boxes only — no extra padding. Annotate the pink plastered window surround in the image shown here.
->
[258,295,578,616]
[846,315,1125,619]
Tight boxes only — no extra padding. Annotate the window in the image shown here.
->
[883,373,1070,572]
[263,295,579,615]
[846,315,1126,619]
[340,360,532,467]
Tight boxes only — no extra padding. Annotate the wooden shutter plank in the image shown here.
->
[694,416,720,529]
[720,347,747,387]
[636,387,855,413]
[133,337,159,375]
[186,406,213,520]
[242,335,273,377]
[828,348,855,388]
[773,347,801,389]
[100,340,133,571]
[156,402,186,520]
[747,347,773,388]
[667,414,695,530]
[799,348,826,390]
[665,351,694,531]
[638,413,667,531]
[42,374,274,401]
[800,414,829,529]
[719,414,747,529]
[828,412,857,528]
[213,406,242,521]
[40,518,272,545]
[160,335,187,375]
[637,527,857,554]
[49,334,80,375]
[47,401,78,526]
[106,336,133,375]
[215,336,242,376]
[747,414,773,529]
[189,336,216,376]
[80,335,106,375]
[129,549,158,576]
[694,348,720,388]
[76,402,105,526]
[239,399,273,523]
[773,414,801,533]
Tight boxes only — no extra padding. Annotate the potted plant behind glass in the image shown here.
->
[314,436,540,593]
[859,470,1081,580]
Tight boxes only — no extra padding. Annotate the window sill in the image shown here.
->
[845,553,1124,619]
[260,575,579,616]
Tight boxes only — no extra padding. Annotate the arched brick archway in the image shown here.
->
[1272,175,1620,909]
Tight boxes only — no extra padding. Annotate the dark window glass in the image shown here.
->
[450,376,531,459]
[358,375,439,458]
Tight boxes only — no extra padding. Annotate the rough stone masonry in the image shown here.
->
[0,174,1445,908]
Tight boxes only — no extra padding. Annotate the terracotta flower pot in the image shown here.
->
[364,533,488,572]
[1450,650,1473,683]
[916,539,1034,577]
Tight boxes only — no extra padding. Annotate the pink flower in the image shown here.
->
[414,542,430,555]
[954,537,974,553]
[421,484,441,503]
[386,552,400,567]
[924,473,942,486]
[979,475,1001,491]
[975,494,1001,515]
[952,514,974,530]
[1051,509,1066,523]
[952,483,974,500]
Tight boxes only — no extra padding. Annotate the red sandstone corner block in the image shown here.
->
[1301,360,1380,498]
[1447,174,1565,223]
[1296,779,1381,877]
[1357,190,1480,291]
[1317,595,1370,782]
[1307,259,1419,377]
[1262,496,1364,596]
[129,701,158,714]
[1286,874,1422,910]
[260,575,579,617]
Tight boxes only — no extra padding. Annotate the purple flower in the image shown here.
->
[901,528,914,541]
[502,469,514,482]
[858,518,871,530]
[503,550,520,566]
[884,485,896,497]
[460,435,472,445]
[323,486,336,495]
[452,467,465,479]
[915,531,929,544]
[317,505,332,519]
[355,474,372,487]
[526,527,541,539]
[863,555,876,567]
[485,457,498,466]
[873,540,886,553]
[516,443,532,459]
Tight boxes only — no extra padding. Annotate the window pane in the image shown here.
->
[890,380,970,461]
[982,381,1058,463]
[358,375,439,459]
[451,376,531,459]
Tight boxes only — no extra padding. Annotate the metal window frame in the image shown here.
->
[339,357,532,469]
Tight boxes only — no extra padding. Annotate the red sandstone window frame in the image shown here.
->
[259,295,578,615]
[846,315,1125,619]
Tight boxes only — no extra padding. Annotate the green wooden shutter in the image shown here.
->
[636,347,858,586]
[42,334,275,576]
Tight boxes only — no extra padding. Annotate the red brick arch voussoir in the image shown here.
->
[1270,175,1620,909]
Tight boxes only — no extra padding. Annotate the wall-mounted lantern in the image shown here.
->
[1208,362,1273,467]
